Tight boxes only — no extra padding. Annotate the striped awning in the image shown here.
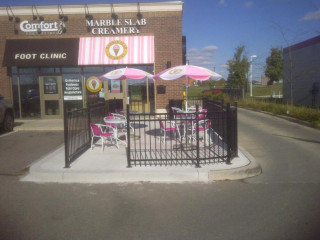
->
[78,36,154,65]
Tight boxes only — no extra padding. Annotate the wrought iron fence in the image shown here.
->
[126,100,237,167]
[64,102,106,168]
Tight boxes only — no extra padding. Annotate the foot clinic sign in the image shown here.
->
[3,39,79,67]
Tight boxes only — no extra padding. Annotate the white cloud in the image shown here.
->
[300,9,320,21]
[218,0,226,6]
[244,1,253,8]
[187,45,218,69]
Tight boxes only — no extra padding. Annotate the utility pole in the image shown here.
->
[250,55,257,97]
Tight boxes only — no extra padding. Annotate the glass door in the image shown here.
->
[39,76,63,118]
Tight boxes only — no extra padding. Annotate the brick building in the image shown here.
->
[0,2,185,118]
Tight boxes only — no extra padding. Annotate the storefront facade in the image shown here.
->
[0,2,185,118]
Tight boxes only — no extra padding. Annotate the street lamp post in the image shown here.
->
[250,55,257,97]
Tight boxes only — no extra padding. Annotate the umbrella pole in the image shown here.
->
[185,76,188,110]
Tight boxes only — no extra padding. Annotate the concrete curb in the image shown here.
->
[21,144,262,183]
[208,146,262,181]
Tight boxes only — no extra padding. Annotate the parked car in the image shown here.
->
[0,94,14,132]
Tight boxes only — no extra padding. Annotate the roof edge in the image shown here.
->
[0,1,183,16]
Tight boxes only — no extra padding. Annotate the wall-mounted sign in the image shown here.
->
[20,20,66,35]
[63,77,83,100]
[3,39,79,67]
[86,18,146,35]
[105,40,128,61]
[86,76,102,93]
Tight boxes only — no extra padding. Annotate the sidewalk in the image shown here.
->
[15,119,261,183]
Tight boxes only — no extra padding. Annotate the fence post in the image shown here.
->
[195,104,201,168]
[226,103,231,165]
[126,104,132,168]
[63,101,70,168]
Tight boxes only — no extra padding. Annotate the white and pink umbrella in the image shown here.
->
[99,67,153,81]
[99,67,153,105]
[153,64,222,110]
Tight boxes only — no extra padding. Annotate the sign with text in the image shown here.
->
[63,77,83,100]
[20,20,66,35]
[3,39,79,67]
[86,18,146,35]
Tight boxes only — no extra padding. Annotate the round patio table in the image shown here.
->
[104,118,127,147]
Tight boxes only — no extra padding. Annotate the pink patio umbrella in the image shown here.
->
[99,67,153,81]
[153,64,222,110]
[99,67,153,107]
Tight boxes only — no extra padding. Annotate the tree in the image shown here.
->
[265,48,283,85]
[227,46,249,89]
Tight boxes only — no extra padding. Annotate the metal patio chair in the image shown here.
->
[90,123,118,151]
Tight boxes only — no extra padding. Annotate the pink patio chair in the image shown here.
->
[199,109,207,120]
[90,123,118,151]
[158,119,181,144]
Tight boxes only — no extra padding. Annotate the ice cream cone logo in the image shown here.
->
[91,79,97,89]
[169,69,183,75]
[113,45,120,56]
[86,76,102,93]
[106,40,128,60]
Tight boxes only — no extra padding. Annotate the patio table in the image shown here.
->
[174,115,195,139]
[104,118,127,147]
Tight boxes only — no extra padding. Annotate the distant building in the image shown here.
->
[283,35,320,107]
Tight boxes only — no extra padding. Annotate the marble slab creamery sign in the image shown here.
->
[86,18,147,35]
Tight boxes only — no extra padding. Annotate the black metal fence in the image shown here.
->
[126,99,237,167]
[64,102,106,168]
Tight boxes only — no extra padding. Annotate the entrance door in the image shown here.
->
[39,76,63,118]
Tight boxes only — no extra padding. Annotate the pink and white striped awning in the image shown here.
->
[78,36,154,65]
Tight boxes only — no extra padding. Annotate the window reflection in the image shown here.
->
[20,75,40,118]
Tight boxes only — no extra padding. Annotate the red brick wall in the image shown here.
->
[0,9,183,109]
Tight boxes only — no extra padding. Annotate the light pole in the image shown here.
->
[250,55,257,97]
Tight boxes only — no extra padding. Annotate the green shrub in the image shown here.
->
[238,98,320,127]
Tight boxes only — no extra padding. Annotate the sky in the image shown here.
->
[2,0,320,80]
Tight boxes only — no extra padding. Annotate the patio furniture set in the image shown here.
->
[90,105,214,151]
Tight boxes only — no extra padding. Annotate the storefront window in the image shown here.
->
[19,68,38,74]
[20,74,40,118]
[83,66,104,73]
[62,67,81,73]
[40,68,61,74]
